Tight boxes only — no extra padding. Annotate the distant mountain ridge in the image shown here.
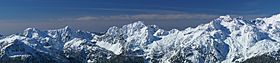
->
[1,14,280,63]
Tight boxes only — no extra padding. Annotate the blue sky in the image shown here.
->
[0,0,280,34]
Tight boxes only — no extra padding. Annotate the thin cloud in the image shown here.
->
[73,13,219,21]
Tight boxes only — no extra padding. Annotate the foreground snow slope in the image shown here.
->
[1,14,280,63]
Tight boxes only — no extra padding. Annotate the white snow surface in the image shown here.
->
[96,41,123,55]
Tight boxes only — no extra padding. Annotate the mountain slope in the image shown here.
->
[0,34,3,39]
[1,14,280,63]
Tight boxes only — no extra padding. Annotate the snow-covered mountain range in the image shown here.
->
[1,14,280,63]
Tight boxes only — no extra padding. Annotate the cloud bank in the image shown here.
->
[74,13,219,21]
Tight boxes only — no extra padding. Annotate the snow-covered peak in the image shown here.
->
[121,21,146,30]
[62,26,72,32]
[23,28,39,34]
[263,13,280,22]
[105,21,149,36]
[23,28,45,38]
[21,26,74,38]
[125,21,146,27]
[64,26,70,30]
[48,26,73,32]
[257,13,280,25]
[218,15,233,22]
[2,14,280,63]
[47,26,75,38]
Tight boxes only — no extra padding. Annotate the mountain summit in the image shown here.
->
[1,14,280,63]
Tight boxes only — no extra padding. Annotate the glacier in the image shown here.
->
[1,14,280,63]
